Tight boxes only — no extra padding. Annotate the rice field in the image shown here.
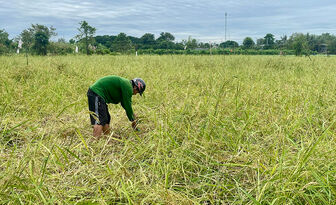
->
[1,55,336,204]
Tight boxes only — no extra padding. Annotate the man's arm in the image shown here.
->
[120,87,134,120]
[120,87,139,130]
[131,113,140,131]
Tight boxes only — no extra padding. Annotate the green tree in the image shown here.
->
[256,38,264,48]
[31,24,56,37]
[20,24,56,55]
[20,29,34,54]
[275,35,287,49]
[76,21,96,55]
[174,42,185,50]
[243,37,255,49]
[33,31,49,55]
[291,33,309,56]
[0,29,10,54]
[328,40,336,54]
[140,33,156,49]
[111,33,132,52]
[185,36,198,49]
[319,33,336,54]
[157,32,175,42]
[264,33,275,49]
[305,33,317,51]
[156,32,175,49]
[198,42,209,48]
[0,29,10,45]
[57,38,66,43]
[94,35,115,48]
[157,41,176,49]
[128,36,141,50]
[219,40,239,48]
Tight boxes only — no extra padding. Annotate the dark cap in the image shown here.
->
[132,78,146,96]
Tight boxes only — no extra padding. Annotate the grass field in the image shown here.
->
[1,55,336,204]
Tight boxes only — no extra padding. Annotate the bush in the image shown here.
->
[0,44,9,54]
[96,48,111,55]
[74,48,297,56]
[48,42,74,55]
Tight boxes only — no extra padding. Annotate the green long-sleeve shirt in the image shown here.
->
[89,75,134,121]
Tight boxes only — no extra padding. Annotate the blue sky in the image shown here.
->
[1,0,336,43]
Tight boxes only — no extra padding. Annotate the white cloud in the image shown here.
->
[0,0,335,43]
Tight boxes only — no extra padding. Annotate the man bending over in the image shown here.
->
[87,75,146,137]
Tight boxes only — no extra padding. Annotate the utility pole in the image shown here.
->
[225,12,227,41]
[210,41,212,55]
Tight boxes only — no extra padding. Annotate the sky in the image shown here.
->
[1,0,336,44]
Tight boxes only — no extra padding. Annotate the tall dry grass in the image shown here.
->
[1,55,336,204]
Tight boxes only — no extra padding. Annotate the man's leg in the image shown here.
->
[93,124,103,137]
[88,89,103,137]
[88,89,110,137]
[102,108,111,136]
[93,124,110,137]
[102,124,110,135]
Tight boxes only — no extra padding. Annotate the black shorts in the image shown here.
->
[87,88,111,125]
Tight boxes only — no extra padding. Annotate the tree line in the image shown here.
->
[1,21,336,56]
